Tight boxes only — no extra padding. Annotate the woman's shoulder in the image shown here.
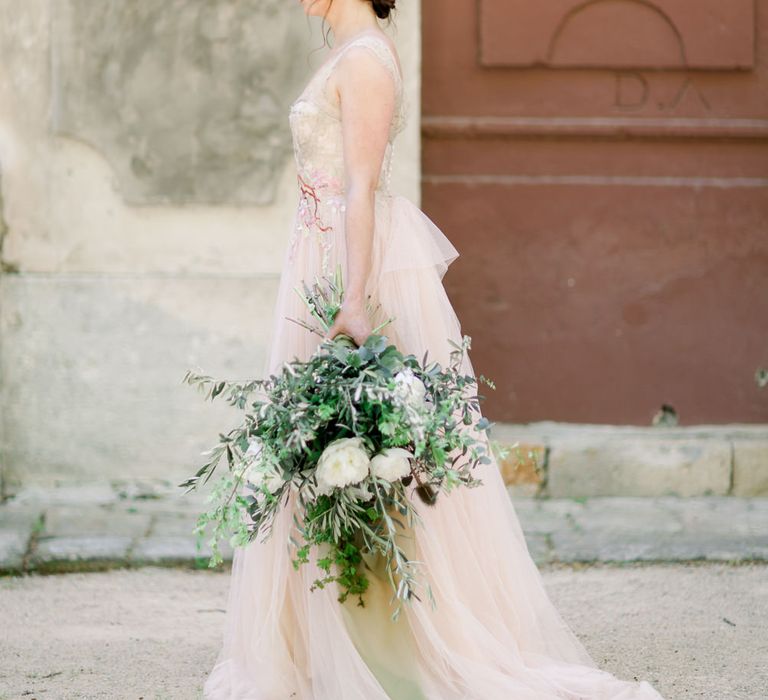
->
[316,30,408,133]
[331,31,403,89]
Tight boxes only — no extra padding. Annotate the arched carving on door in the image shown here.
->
[546,0,687,68]
[478,0,753,70]
[547,0,688,67]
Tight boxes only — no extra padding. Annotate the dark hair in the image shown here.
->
[370,0,396,19]
[314,0,397,54]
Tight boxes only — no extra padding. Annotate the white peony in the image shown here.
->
[370,447,413,482]
[393,369,428,408]
[315,437,370,491]
[347,482,376,502]
[245,437,263,458]
[247,464,284,494]
[243,438,283,493]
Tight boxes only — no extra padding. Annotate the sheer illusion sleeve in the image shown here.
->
[316,36,407,137]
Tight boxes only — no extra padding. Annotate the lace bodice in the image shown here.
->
[288,33,407,201]
[286,32,408,274]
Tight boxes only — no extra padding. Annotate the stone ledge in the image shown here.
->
[491,422,768,497]
[0,532,29,573]
[0,506,43,572]
[131,536,226,566]
[1,492,765,574]
[512,496,768,565]
[31,536,134,572]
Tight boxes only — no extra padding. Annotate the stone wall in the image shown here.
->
[0,0,422,492]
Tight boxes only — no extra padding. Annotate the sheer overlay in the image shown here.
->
[203,30,666,700]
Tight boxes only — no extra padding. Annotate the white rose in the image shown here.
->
[315,437,370,491]
[394,369,427,408]
[370,447,413,482]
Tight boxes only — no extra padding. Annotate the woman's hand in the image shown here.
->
[325,299,373,347]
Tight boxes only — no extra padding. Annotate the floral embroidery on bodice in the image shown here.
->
[287,33,408,271]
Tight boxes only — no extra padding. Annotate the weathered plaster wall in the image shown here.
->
[0,0,421,489]
[51,1,308,205]
[0,170,8,497]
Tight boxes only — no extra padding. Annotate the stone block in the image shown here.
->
[546,496,768,563]
[547,438,732,497]
[1,274,276,484]
[9,484,117,506]
[497,441,546,493]
[732,440,768,496]
[507,483,540,498]
[0,532,28,572]
[570,497,682,534]
[550,528,767,564]
[31,535,132,569]
[0,506,42,571]
[41,505,151,538]
[664,496,764,538]
[131,535,232,566]
[550,529,666,563]
[0,504,44,530]
[745,499,768,535]
[111,479,179,501]
[131,536,204,564]
[510,496,586,534]
[25,503,148,571]
[149,511,200,538]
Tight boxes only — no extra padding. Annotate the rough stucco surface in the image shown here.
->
[0,274,278,483]
[52,0,309,206]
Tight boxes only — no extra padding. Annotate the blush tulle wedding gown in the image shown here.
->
[203,30,666,700]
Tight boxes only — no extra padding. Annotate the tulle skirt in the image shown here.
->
[203,191,666,699]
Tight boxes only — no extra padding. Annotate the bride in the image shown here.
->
[203,1,666,698]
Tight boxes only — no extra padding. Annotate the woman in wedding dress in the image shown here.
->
[203,1,667,698]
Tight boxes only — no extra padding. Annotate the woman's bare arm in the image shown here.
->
[325,46,397,345]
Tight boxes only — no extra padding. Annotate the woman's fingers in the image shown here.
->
[324,311,372,345]
[324,322,339,342]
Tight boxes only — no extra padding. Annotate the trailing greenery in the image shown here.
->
[181,270,493,620]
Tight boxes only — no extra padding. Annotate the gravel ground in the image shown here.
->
[0,563,765,699]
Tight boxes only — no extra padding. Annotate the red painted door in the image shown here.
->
[421,0,768,424]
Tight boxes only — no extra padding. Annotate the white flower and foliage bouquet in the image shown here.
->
[181,270,494,619]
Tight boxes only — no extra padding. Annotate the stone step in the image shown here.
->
[1,486,765,574]
[492,421,768,498]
